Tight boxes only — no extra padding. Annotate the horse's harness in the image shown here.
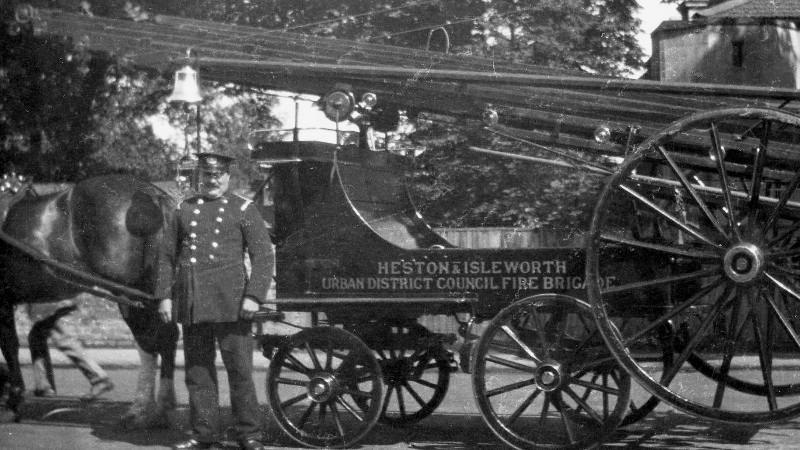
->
[0,174,157,309]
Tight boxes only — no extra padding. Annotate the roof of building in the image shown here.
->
[696,0,800,19]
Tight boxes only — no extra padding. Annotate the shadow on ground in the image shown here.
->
[15,397,795,449]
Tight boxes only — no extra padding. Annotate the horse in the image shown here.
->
[0,173,179,428]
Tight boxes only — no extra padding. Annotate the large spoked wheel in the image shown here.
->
[588,107,800,424]
[375,323,450,427]
[473,294,631,449]
[266,327,384,448]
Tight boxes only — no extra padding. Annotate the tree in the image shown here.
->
[1,0,647,231]
[472,0,644,76]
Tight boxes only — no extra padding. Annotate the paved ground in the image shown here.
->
[3,356,800,449]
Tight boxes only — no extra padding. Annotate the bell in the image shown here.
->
[167,65,202,103]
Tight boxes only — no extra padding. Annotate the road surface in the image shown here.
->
[2,362,800,449]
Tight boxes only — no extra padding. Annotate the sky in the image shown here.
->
[637,0,682,58]
[154,1,685,146]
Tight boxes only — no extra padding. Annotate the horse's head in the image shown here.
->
[0,173,34,223]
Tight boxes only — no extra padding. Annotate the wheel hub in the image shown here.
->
[723,243,764,284]
[534,362,564,392]
[307,374,338,403]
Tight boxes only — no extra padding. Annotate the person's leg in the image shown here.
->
[28,317,56,396]
[183,323,220,444]
[216,322,261,444]
[49,316,114,398]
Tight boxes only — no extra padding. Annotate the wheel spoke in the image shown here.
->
[507,388,541,425]
[276,377,307,387]
[662,284,733,385]
[750,291,778,411]
[396,385,407,418]
[336,395,365,421]
[329,402,346,438]
[381,385,393,417]
[411,378,440,390]
[769,248,800,259]
[526,307,550,356]
[601,233,719,259]
[485,353,537,372]
[325,340,334,371]
[298,403,316,429]
[500,324,543,364]
[553,394,577,443]
[623,278,724,345]
[602,267,721,296]
[318,402,327,423]
[619,183,721,247]
[285,353,311,375]
[653,143,728,239]
[748,121,769,216]
[764,171,800,233]
[486,378,539,397]
[764,291,800,352]
[709,121,742,241]
[341,387,372,400]
[575,373,600,411]
[564,386,604,425]
[539,394,551,426]
[570,377,622,396]
[712,295,747,408]
[305,342,322,371]
[281,392,309,409]
[765,271,800,302]
[402,381,426,408]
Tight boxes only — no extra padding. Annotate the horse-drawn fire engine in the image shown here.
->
[6,4,800,449]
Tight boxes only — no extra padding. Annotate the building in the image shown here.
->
[649,0,800,87]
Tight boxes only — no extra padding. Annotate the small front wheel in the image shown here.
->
[266,327,384,448]
[473,294,630,449]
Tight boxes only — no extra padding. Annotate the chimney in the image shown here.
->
[677,0,711,21]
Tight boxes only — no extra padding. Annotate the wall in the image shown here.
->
[652,21,800,87]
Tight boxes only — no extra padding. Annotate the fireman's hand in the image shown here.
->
[240,296,260,321]
[158,298,173,323]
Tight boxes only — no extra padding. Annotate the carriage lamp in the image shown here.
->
[594,125,612,143]
[361,92,378,109]
[482,107,499,126]
[321,90,355,122]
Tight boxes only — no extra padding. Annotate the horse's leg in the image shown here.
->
[119,341,159,429]
[0,303,23,422]
[155,323,179,425]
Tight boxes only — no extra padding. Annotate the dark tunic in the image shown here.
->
[156,193,272,324]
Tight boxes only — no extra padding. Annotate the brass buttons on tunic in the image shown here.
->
[190,257,197,264]
[216,217,222,223]
[211,242,219,248]
[190,221,197,227]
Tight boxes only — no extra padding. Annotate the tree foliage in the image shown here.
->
[1,0,647,230]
